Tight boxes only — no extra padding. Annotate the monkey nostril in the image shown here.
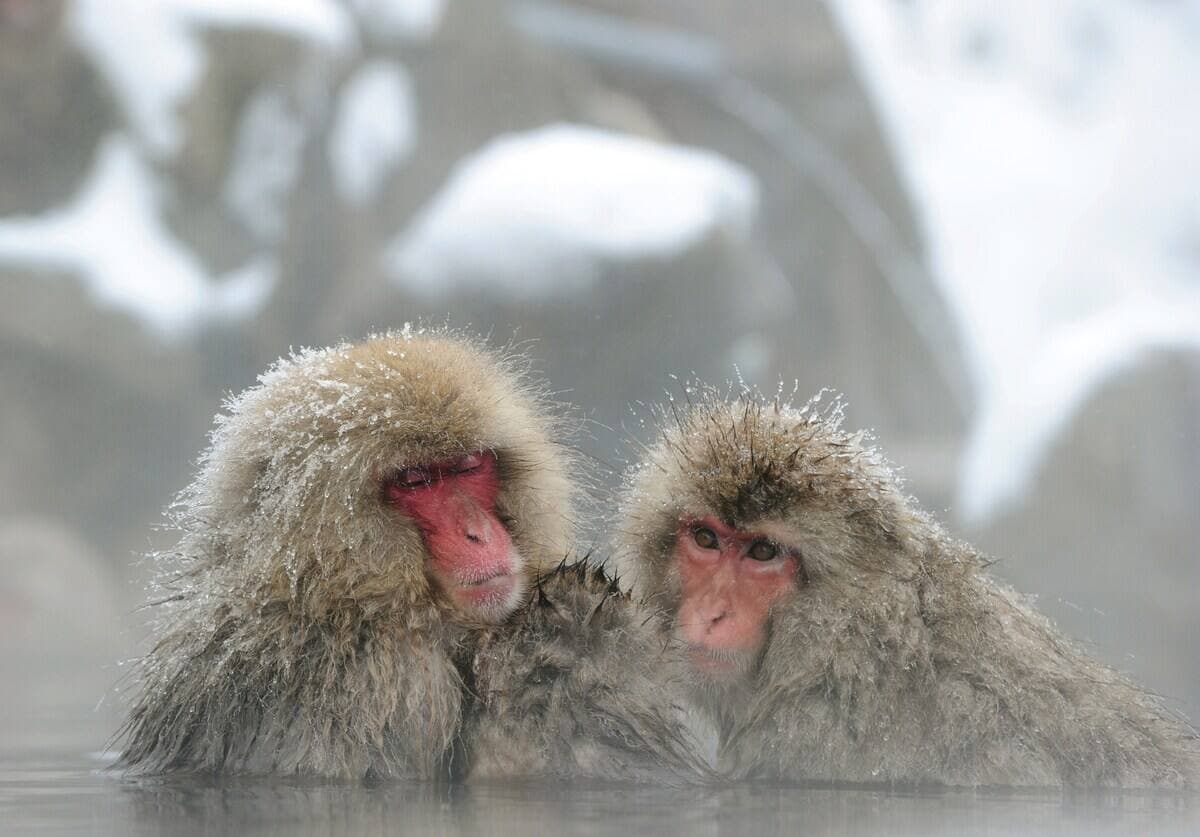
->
[465,532,482,543]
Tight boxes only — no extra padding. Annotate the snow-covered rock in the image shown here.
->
[329,60,418,207]
[224,89,309,242]
[961,291,1200,521]
[830,1,1200,522]
[974,347,1200,717]
[347,0,446,41]
[69,0,353,155]
[0,137,277,338]
[385,123,759,296]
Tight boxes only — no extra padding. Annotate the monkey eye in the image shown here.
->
[747,540,779,562]
[692,526,719,550]
[450,453,484,473]
[396,467,432,488]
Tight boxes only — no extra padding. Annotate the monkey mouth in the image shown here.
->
[443,546,527,621]
[454,569,524,623]
[684,643,756,679]
[457,568,512,588]
[455,570,518,611]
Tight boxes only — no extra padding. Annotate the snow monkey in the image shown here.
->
[613,390,1199,787]
[117,330,704,781]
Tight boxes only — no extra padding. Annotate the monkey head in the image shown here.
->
[193,330,574,627]
[614,392,910,694]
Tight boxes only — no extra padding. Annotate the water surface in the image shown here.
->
[3,662,1195,836]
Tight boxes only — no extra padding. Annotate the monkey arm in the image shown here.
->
[463,561,712,784]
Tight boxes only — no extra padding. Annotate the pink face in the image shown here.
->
[384,451,523,623]
[674,516,800,677]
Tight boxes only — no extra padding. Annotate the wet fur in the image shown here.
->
[614,390,1199,787]
[464,561,711,783]
[116,330,575,779]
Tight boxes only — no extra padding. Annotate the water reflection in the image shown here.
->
[3,761,1196,836]
[1,663,1195,835]
[113,779,1198,836]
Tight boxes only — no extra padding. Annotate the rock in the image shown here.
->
[969,348,1200,718]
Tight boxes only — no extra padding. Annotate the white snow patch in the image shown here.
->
[830,1,1200,521]
[347,0,447,41]
[69,0,353,155]
[386,123,759,296]
[224,89,309,241]
[329,61,418,207]
[0,136,277,338]
[962,290,1200,521]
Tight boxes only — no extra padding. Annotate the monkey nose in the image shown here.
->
[447,490,497,544]
[691,598,730,631]
[460,512,492,544]
[678,600,737,650]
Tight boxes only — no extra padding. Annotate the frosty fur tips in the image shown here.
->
[115,330,577,779]
[613,390,1199,788]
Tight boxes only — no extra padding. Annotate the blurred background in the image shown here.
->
[1,0,1198,801]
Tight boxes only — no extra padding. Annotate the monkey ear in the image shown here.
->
[211,451,277,522]
[845,503,904,551]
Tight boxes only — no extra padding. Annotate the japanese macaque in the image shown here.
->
[613,391,1199,788]
[117,331,570,778]
[117,330,703,782]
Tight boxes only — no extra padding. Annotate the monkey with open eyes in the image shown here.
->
[613,390,1199,787]
[116,331,704,782]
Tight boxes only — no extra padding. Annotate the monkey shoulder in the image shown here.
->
[120,602,466,779]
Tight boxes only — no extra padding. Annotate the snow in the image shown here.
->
[830,0,1200,522]
[329,61,418,207]
[962,290,1200,522]
[224,90,309,242]
[386,123,759,296]
[0,136,277,338]
[68,0,353,156]
[347,0,447,41]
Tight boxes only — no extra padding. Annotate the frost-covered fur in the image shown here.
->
[117,330,575,779]
[465,561,711,783]
[613,392,1199,788]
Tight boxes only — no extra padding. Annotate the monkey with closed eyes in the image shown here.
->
[117,330,705,782]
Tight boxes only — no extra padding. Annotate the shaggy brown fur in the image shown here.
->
[613,389,1199,787]
[116,330,576,779]
[465,560,710,783]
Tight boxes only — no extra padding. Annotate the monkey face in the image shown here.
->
[202,333,574,626]
[384,451,526,623]
[615,395,877,690]
[671,516,801,681]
